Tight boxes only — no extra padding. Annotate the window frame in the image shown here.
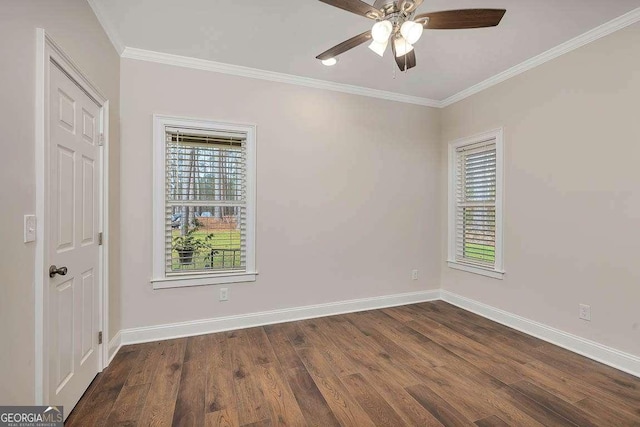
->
[447,128,504,279]
[151,115,257,289]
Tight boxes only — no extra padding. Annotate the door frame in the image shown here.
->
[34,29,110,405]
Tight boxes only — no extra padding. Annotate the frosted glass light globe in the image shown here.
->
[400,20,423,45]
[393,36,414,57]
[368,39,389,57]
[371,20,393,43]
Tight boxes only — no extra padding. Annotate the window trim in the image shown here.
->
[447,128,504,279]
[152,115,257,289]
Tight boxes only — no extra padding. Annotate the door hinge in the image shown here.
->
[98,331,103,345]
[98,232,103,245]
[98,133,104,146]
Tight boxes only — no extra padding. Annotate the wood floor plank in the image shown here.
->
[172,357,207,427]
[281,322,310,348]
[137,338,187,426]
[381,306,418,323]
[297,319,360,377]
[205,408,240,427]
[206,335,236,413]
[412,320,526,384]
[359,369,444,427]
[346,313,433,370]
[406,383,476,426]
[500,384,579,426]
[523,359,640,419]
[416,301,542,351]
[263,324,306,371]
[510,381,598,427]
[104,383,151,426]
[185,334,211,362]
[67,302,640,427]
[407,317,535,366]
[533,343,640,406]
[255,363,307,426]
[316,316,421,387]
[245,327,279,366]
[403,356,546,426]
[284,367,341,427]
[227,330,270,425]
[341,373,407,426]
[242,419,272,427]
[387,304,444,330]
[296,346,376,427]
[517,361,589,403]
[475,414,511,427]
[125,341,165,387]
[574,396,640,426]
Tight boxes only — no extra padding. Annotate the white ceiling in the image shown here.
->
[94,0,640,101]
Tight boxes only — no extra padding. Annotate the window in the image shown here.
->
[152,115,256,289]
[448,128,504,279]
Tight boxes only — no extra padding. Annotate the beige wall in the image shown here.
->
[119,58,441,330]
[0,0,120,404]
[440,24,640,357]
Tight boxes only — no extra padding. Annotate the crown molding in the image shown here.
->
[87,0,125,55]
[106,6,640,109]
[121,47,442,108]
[441,7,640,108]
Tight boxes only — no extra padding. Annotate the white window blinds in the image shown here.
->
[165,129,247,276]
[454,139,497,268]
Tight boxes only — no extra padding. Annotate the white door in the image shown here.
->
[48,62,101,412]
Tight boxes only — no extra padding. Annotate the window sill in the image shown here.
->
[151,271,257,289]
[447,261,504,280]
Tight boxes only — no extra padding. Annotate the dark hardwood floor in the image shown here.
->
[65,301,640,426]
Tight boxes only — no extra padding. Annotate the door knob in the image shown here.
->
[49,265,68,278]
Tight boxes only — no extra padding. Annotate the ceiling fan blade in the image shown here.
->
[398,0,424,14]
[415,9,506,30]
[316,30,372,61]
[391,41,417,71]
[318,0,382,19]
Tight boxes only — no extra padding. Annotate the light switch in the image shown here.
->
[24,215,36,243]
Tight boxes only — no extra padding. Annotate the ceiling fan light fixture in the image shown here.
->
[371,20,393,43]
[321,57,337,66]
[393,36,414,57]
[400,20,423,44]
[368,39,388,57]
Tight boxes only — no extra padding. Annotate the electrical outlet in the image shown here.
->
[411,269,418,280]
[579,304,591,321]
[219,288,229,302]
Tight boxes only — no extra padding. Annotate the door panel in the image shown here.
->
[54,279,74,394]
[55,146,75,251]
[81,109,95,144]
[80,269,94,364]
[48,62,101,414]
[57,89,75,132]
[81,157,95,245]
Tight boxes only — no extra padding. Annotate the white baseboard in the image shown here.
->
[440,290,640,378]
[119,289,440,346]
[105,288,639,379]
[107,331,121,366]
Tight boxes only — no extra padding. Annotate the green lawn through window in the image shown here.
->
[464,243,495,263]
[171,229,242,271]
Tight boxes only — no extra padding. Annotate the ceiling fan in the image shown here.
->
[316,0,506,71]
